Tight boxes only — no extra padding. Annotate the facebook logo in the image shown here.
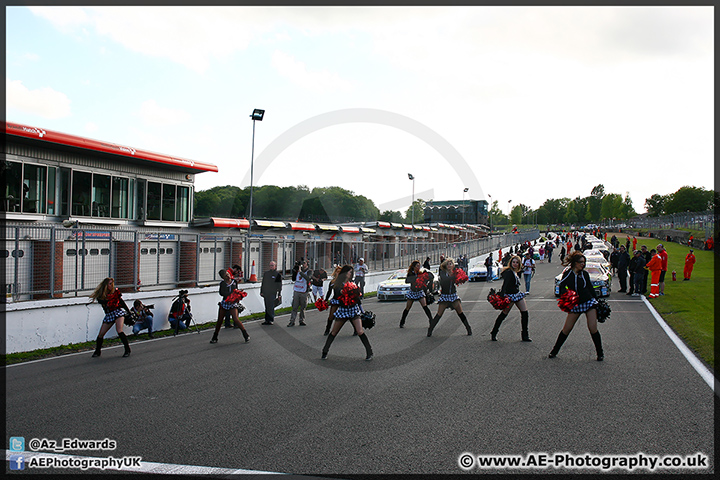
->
[9,455,25,470]
[10,436,25,452]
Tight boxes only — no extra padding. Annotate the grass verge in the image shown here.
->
[606,232,714,369]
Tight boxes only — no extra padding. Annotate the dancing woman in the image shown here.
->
[548,251,604,361]
[399,260,434,328]
[489,255,532,342]
[321,265,373,361]
[89,277,132,357]
[323,265,344,336]
[427,258,472,337]
[210,269,249,344]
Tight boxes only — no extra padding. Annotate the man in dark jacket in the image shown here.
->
[640,245,651,294]
[632,250,647,296]
[610,248,619,275]
[616,245,630,293]
[260,261,283,325]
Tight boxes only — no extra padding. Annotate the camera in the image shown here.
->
[145,304,155,310]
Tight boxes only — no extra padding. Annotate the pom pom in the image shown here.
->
[314,298,329,311]
[486,288,510,310]
[414,271,431,290]
[557,289,579,312]
[106,289,122,309]
[453,267,468,285]
[596,298,611,322]
[339,282,362,307]
[225,289,247,305]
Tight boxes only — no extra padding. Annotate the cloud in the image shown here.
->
[6,78,71,119]
[84,122,98,133]
[271,50,353,92]
[137,99,191,127]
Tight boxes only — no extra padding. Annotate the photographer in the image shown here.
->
[288,258,311,327]
[130,299,155,338]
[168,290,192,331]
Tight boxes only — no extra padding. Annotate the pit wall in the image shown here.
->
[3,248,512,354]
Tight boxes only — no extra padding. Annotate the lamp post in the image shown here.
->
[487,194,492,234]
[507,199,512,228]
[247,108,264,280]
[408,173,415,230]
[462,187,469,241]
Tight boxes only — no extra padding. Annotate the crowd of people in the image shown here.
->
[87,229,699,362]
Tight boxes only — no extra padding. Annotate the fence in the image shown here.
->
[2,223,539,302]
[628,210,716,238]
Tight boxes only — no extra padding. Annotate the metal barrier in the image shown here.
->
[2,224,539,302]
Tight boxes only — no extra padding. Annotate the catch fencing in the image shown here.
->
[2,223,539,302]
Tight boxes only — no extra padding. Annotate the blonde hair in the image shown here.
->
[440,257,455,272]
[89,277,114,302]
[502,255,523,274]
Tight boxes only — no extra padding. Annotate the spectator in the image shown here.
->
[310,266,328,302]
[288,259,311,327]
[130,299,154,338]
[616,245,630,293]
[353,257,369,297]
[484,253,494,282]
[640,245,651,294]
[632,251,646,296]
[260,261,283,325]
[522,251,535,294]
[657,244,668,295]
[168,290,192,331]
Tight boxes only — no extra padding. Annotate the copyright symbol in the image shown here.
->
[458,452,475,470]
[29,438,41,451]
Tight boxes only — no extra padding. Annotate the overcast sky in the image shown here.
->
[6,6,714,216]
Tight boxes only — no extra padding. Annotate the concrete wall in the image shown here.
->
[3,250,500,354]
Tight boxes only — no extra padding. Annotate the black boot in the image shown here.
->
[118,332,131,357]
[210,319,222,343]
[548,331,568,358]
[520,311,532,342]
[324,316,333,335]
[399,309,409,328]
[427,315,440,337]
[458,312,472,336]
[241,326,250,343]
[92,337,103,357]
[490,312,507,341]
[422,305,434,325]
[591,331,604,361]
[322,333,336,359]
[359,333,373,361]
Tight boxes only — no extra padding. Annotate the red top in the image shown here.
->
[658,250,668,271]
[5,121,218,174]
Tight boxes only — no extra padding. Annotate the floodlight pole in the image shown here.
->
[247,109,264,280]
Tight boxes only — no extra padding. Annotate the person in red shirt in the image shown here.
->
[656,244,668,295]
[683,250,696,280]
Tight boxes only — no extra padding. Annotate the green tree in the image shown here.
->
[404,199,426,224]
[644,193,668,217]
[664,186,714,214]
[509,205,523,225]
[563,201,578,225]
[378,210,403,222]
[621,193,636,219]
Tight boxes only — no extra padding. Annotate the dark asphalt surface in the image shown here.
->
[5,259,715,476]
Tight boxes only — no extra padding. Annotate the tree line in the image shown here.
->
[195,184,715,224]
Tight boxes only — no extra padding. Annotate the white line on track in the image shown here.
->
[641,296,717,393]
